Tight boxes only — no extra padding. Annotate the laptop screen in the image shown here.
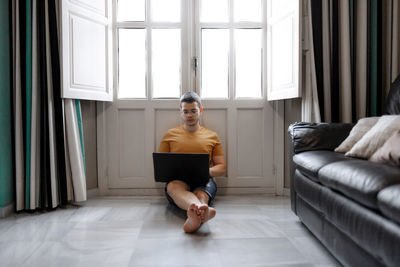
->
[152,152,210,185]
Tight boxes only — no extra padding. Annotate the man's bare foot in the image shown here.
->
[198,204,216,223]
[183,203,202,233]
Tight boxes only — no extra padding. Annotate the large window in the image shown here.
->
[114,0,299,101]
[116,0,264,100]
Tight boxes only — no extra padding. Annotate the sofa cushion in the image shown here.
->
[378,184,400,225]
[319,160,400,209]
[293,151,351,181]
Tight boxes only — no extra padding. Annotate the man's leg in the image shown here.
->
[166,180,203,233]
[193,190,216,223]
[193,190,210,205]
[166,180,202,210]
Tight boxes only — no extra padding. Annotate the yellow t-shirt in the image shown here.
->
[158,125,224,166]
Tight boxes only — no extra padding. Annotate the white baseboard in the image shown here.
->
[0,203,14,218]
[87,188,100,198]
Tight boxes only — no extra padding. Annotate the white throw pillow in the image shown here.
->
[335,117,379,153]
[346,115,400,159]
[369,130,400,165]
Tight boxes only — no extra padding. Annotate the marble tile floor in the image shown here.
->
[0,195,342,267]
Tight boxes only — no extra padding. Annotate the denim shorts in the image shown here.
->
[164,178,217,206]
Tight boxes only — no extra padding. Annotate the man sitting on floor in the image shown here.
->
[158,92,226,233]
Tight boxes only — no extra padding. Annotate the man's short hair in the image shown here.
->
[180,92,202,108]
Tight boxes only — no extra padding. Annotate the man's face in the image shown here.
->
[181,102,201,127]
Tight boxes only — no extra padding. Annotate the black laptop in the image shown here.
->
[152,152,210,185]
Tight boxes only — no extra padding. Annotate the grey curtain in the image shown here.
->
[310,0,400,123]
[11,0,87,211]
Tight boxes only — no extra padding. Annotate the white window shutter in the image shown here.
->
[60,0,113,101]
[266,0,300,101]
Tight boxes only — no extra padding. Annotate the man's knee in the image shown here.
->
[167,180,189,195]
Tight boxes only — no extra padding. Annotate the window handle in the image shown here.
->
[193,57,198,76]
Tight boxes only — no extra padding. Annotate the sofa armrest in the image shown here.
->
[288,122,354,154]
[288,122,353,214]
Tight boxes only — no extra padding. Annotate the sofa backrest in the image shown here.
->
[385,75,400,115]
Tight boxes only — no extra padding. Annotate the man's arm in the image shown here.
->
[209,155,226,177]
[158,133,170,152]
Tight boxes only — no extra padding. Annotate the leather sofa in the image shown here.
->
[288,77,400,267]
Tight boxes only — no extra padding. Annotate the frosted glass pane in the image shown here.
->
[234,0,261,22]
[235,29,262,98]
[118,29,146,99]
[117,0,145,22]
[200,0,228,22]
[152,29,181,98]
[272,18,293,88]
[152,0,181,22]
[201,29,229,98]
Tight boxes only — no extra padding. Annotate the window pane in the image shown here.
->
[235,29,262,98]
[234,0,261,22]
[117,0,145,22]
[271,0,296,19]
[151,0,181,22]
[152,29,181,98]
[200,0,228,22]
[118,29,146,99]
[201,29,229,98]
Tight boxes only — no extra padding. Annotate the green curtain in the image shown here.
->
[0,0,13,210]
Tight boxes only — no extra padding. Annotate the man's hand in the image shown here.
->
[209,155,226,177]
